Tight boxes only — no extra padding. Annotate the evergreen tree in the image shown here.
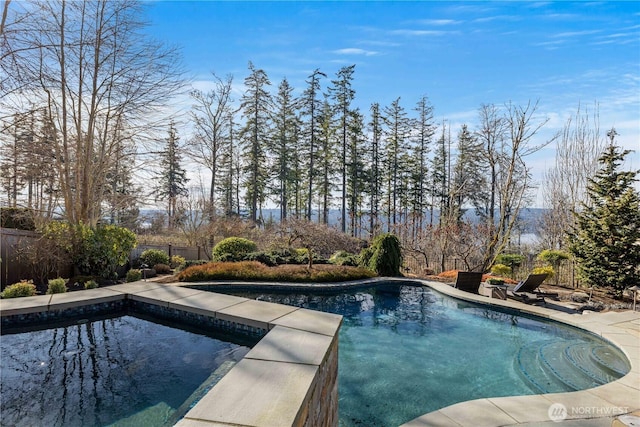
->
[155,122,188,229]
[105,119,139,229]
[270,78,299,221]
[218,113,241,217]
[300,68,326,221]
[569,131,640,296]
[409,95,435,232]
[239,61,272,224]
[430,122,450,226]
[328,64,356,232]
[450,124,484,223]
[317,97,337,224]
[346,109,366,236]
[382,97,410,231]
[367,102,384,237]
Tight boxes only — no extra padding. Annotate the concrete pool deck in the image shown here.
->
[1,277,638,426]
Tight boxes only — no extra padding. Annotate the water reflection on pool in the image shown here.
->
[1,315,250,427]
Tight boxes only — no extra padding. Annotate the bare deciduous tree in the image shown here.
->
[1,0,184,225]
[189,73,234,222]
[477,101,555,271]
[540,103,603,249]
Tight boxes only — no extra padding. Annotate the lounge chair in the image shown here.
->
[454,271,484,294]
[507,273,557,304]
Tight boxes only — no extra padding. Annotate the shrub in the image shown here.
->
[212,237,257,261]
[329,250,358,266]
[84,280,99,289]
[1,280,37,298]
[0,207,36,231]
[537,249,570,266]
[264,248,297,265]
[42,222,137,279]
[177,261,375,283]
[153,263,172,274]
[537,249,569,286]
[532,266,554,280]
[175,260,208,272]
[490,263,512,277]
[46,278,68,294]
[495,253,525,278]
[140,249,170,267]
[360,233,402,277]
[126,269,142,282]
[170,255,186,269]
[244,251,277,266]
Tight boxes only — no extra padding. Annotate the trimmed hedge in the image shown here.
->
[177,261,375,283]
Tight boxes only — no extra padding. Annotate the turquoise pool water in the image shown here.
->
[227,283,630,426]
[0,315,251,427]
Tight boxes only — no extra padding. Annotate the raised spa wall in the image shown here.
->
[0,281,342,427]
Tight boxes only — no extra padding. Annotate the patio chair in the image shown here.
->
[454,271,484,294]
[507,273,557,304]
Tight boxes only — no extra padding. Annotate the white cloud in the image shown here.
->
[332,48,379,56]
[390,29,451,37]
[416,19,462,26]
[550,30,601,38]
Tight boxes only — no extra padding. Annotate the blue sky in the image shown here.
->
[144,1,640,204]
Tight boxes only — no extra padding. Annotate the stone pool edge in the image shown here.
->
[0,281,342,427]
[401,278,640,427]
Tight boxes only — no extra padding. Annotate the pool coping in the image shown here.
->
[0,281,343,427]
[1,277,638,426]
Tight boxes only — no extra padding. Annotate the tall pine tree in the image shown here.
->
[239,61,272,224]
[569,130,640,296]
[155,122,188,229]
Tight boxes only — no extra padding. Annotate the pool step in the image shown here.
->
[107,401,173,427]
[167,360,238,426]
[516,340,629,394]
[590,345,631,378]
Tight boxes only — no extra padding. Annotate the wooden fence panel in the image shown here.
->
[1,228,39,287]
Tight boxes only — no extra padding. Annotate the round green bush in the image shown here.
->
[170,255,186,269]
[495,253,525,269]
[532,265,554,279]
[1,280,37,298]
[490,263,512,276]
[126,269,142,282]
[46,277,68,294]
[84,280,99,289]
[212,237,257,261]
[139,249,170,267]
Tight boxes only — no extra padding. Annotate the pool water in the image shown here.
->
[228,283,630,427]
[0,315,251,427]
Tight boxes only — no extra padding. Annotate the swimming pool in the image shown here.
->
[0,315,251,427]
[221,282,630,426]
